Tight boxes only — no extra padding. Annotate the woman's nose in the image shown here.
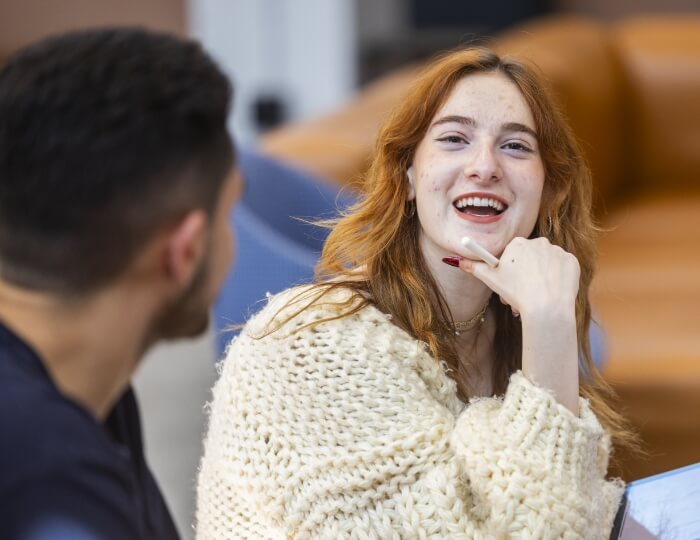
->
[463,143,502,183]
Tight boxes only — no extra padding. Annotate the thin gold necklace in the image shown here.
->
[453,300,490,335]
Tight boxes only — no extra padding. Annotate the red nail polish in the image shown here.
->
[441,257,460,267]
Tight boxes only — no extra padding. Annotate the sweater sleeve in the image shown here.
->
[451,372,624,538]
[196,297,623,540]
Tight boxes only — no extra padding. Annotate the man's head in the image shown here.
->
[0,28,239,337]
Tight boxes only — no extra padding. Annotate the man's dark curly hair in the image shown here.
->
[0,27,234,295]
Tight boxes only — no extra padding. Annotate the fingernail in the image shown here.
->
[441,257,461,267]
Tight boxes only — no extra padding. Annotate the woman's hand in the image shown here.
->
[461,236,581,318]
[459,236,581,414]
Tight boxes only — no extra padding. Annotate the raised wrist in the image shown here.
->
[520,304,580,414]
[520,302,576,327]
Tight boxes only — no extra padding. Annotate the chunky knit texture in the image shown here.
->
[196,286,624,539]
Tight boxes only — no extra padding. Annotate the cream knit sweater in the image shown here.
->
[196,287,624,539]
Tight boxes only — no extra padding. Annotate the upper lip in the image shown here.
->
[452,192,510,207]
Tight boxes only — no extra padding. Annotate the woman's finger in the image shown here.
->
[458,259,513,305]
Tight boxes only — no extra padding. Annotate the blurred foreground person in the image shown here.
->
[197,48,636,538]
[0,28,240,539]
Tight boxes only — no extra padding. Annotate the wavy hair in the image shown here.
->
[269,47,637,454]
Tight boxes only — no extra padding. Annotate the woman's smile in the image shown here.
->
[453,191,509,224]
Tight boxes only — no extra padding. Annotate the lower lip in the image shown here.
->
[453,206,505,224]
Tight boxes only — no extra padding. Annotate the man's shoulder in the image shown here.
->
[0,374,176,539]
[0,364,122,497]
[1,359,99,436]
[0,463,142,540]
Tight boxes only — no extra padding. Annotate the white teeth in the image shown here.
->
[454,196,505,211]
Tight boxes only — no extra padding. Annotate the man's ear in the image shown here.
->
[406,166,416,201]
[163,210,208,287]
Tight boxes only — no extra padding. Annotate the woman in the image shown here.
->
[196,48,634,539]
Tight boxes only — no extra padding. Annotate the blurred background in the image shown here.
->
[1,1,698,538]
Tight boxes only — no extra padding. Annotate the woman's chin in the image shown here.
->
[458,233,505,258]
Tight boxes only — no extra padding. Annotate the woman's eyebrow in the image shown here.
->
[430,115,476,129]
[501,122,538,139]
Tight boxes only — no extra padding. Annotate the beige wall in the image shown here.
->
[0,0,185,55]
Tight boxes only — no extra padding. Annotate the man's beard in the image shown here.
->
[152,251,212,341]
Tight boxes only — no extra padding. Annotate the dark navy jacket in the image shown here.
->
[0,322,180,540]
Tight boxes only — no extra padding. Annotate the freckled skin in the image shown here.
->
[407,72,545,263]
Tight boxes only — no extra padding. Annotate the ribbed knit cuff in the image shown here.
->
[497,371,606,481]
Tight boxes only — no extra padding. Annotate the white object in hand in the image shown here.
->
[461,236,500,267]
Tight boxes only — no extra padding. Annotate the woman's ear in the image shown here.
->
[406,166,416,201]
[163,210,208,287]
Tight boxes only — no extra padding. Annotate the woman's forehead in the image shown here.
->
[433,72,535,129]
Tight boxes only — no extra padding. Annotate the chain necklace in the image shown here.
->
[453,300,490,335]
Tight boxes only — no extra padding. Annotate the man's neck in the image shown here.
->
[0,280,157,420]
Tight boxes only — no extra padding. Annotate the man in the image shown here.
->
[0,28,240,539]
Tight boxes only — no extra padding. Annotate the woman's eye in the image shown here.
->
[436,135,467,144]
[502,141,533,153]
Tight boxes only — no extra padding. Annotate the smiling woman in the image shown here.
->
[196,48,636,539]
